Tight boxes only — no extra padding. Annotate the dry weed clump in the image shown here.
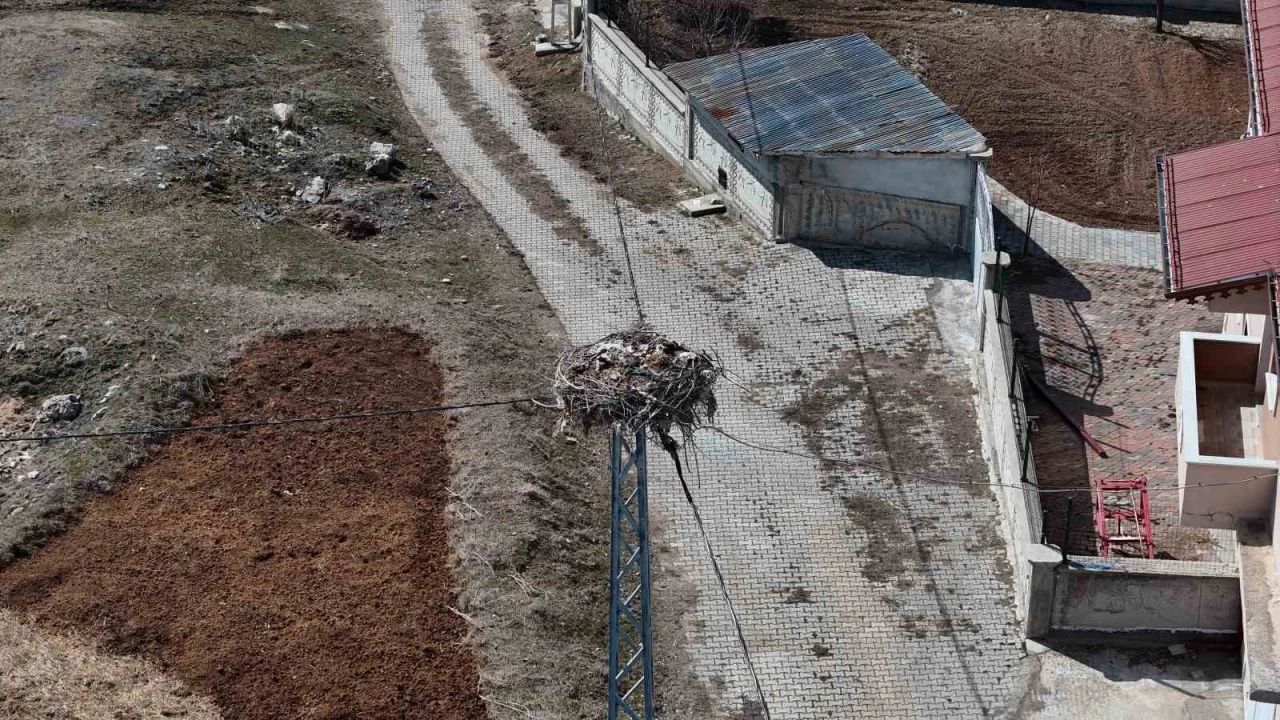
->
[552,326,721,441]
[0,609,222,720]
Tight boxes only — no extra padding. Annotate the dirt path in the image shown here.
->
[0,330,487,719]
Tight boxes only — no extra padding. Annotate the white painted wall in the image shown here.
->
[772,146,978,249]
[780,154,976,207]
[779,183,964,249]
[688,106,774,235]
[1176,331,1280,528]
[973,167,994,306]
[977,287,1041,628]
[584,15,687,164]
[585,16,776,236]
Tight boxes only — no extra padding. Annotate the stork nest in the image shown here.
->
[553,327,721,441]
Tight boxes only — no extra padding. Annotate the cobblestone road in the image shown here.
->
[988,178,1163,270]
[381,1,1027,716]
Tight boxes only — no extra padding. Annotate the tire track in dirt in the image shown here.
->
[419,14,601,256]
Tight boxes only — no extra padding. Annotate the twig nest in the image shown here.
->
[553,326,720,441]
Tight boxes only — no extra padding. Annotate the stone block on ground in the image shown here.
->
[365,142,396,178]
[677,193,726,218]
[39,394,82,423]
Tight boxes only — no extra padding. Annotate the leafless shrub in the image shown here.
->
[672,0,757,58]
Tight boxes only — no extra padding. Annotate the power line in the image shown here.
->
[0,397,537,444]
[587,60,646,326]
[670,442,772,720]
[704,425,1280,496]
[10,400,1267,496]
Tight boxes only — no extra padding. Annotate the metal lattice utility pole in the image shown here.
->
[608,429,655,720]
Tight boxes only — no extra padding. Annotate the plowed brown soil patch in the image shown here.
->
[0,329,486,720]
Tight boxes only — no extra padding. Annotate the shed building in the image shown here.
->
[662,34,989,251]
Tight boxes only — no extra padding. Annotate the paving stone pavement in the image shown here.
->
[1006,258,1238,565]
[988,178,1163,270]
[381,1,1028,716]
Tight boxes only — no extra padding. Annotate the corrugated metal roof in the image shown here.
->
[1161,133,1280,298]
[1246,0,1280,133]
[662,34,986,155]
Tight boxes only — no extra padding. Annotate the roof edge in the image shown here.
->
[1157,155,1175,299]
[1167,273,1272,302]
[758,142,989,159]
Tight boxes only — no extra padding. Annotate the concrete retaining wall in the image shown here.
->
[1051,562,1241,638]
[976,283,1043,630]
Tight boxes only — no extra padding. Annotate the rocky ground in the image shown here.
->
[0,0,636,716]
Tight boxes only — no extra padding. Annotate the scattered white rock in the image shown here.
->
[38,394,82,423]
[154,144,169,151]
[297,176,327,204]
[277,129,305,147]
[270,102,297,129]
[6,341,24,356]
[413,179,436,200]
[223,115,250,143]
[6,451,32,469]
[273,20,310,31]
[441,278,452,284]
[25,470,39,481]
[365,141,396,178]
[322,153,351,171]
[248,4,275,14]
[99,385,120,404]
[59,345,89,367]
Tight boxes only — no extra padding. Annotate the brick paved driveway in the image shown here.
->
[1006,257,1235,563]
[988,178,1161,270]
[381,1,1027,716]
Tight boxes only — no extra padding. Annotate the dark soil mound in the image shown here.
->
[0,328,486,720]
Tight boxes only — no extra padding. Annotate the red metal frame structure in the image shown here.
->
[1093,474,1155,559]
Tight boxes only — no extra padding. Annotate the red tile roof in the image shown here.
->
[1160,133,1280,298]
[1248,0,1280,133]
